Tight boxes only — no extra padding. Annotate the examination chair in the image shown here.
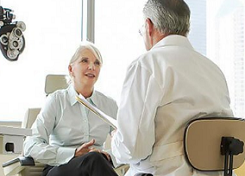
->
[184,117,245,176]
[2,74,128,176]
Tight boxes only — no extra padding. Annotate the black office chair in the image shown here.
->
[184,117,245,176]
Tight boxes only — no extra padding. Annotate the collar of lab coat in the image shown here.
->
[68,84,98,107]
[152,34,194,51]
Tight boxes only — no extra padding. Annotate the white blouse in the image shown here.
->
[24,85,118,166]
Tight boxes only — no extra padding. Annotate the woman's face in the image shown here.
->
[69,48,101,89]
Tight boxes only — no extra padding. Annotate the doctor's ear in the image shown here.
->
[145,18,154,36]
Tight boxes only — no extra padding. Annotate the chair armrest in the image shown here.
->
[2,156,35,167]
[2,156,35,176]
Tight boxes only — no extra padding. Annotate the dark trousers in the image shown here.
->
[42,152,118,176]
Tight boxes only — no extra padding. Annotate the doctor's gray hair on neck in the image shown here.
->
[143,0,190,36]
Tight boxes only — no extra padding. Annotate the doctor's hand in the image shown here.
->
[75,139,95,157]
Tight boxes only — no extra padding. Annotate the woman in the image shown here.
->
[24,41,118,176]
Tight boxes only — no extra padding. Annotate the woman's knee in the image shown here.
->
[84,152,106,162]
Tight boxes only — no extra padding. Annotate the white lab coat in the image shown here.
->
[111,35,234,176]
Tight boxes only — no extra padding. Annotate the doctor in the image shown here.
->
[111,0,233,175]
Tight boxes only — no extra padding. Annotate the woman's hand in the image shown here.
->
[74,139,111,162]
[75,139,95,157]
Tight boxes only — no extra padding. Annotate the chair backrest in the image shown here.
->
[22,74,69,128]
[21,108,41,128]
[45,74,69,96]
[184,117,245,173]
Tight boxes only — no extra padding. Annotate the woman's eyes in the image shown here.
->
[94,61,101,66]
[80,58,100,66]
[81,58,88,63]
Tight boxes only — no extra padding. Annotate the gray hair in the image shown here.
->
[69,41,103,65]
[143,0,190,36]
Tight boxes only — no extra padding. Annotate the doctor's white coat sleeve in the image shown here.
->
[111,60,163,164]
